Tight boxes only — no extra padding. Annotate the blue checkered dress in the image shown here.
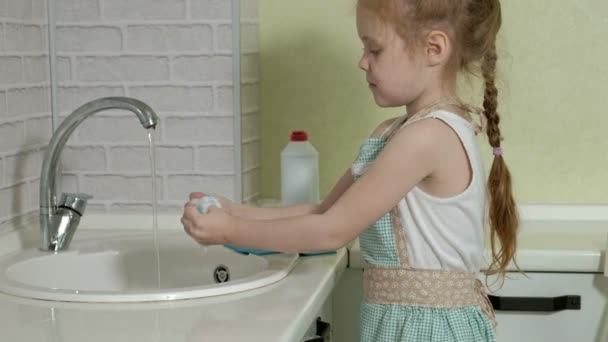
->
[353,137,496,342]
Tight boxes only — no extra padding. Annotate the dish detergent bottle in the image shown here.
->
[280,131,319,205]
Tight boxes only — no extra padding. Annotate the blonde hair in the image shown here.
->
[358,0,518,276]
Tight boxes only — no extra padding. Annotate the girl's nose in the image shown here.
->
[358,55,369,71]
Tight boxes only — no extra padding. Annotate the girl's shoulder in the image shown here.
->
[369,116,403,138]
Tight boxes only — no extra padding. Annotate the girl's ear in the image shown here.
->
[424,30,451,67]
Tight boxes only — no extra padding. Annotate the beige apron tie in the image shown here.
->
[381,96,486,141]
[475,279,498,328]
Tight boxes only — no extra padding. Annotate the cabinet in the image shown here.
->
[301,295,334,341]
[489,272,608,342]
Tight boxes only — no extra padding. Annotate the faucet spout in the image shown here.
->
[40,97,159,251]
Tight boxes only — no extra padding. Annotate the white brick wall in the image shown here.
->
[0,0,50,232]
[75,56,170,82]
[81,175,163,201]
[3,150,43,184]
[0,122,26,151]
[24,56,51,82]
[216,24,232,50]
[0,183,28,219]
[129,86,214,112]
[126,25,213,51]
[62,146,106,171]
[24,117,52,145]
[164,116,234,143]
[53,0,260,212]
[5,24,46,51]
[0,0,261,233]
[0,56,22,83]
[7,87,48,116]
[191,0,232,20]
[54,0,99,22]
[56,26,123,52]
[109,146,194,172]
[0,92,6,116]
[197,146,234,172]
[58,86,124,113]
[240,0,260,203]
[173,55,232,81]
[242,141,259,171]
[74,114,157,142]
[103,0,187,20]
[216,86,233,113]
[165,174,234,200]
[6,0,33,19]
[31,0,47,20]
[242,168,259,200]
[240,0,258,20]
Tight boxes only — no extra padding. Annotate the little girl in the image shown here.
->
[181,0,517,341]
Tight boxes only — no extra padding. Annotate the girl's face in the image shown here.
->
[356,8,427,108]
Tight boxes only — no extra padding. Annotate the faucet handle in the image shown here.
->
[59,192,93,216]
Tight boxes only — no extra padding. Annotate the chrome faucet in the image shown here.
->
[39,97,159,252]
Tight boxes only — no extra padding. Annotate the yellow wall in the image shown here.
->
[259,0,608,204]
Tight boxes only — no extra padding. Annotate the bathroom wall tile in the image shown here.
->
[75,56,170,82]
[3,150,42,184]
[173,55,232,82]
[103,0,186,20]
[55,0,99,21]
[109,146,194,172]
[196,146,234,173]
[190,0,231,20]
[56,26,122,53]
[126,24,213,52]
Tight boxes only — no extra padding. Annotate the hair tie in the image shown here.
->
[493,147,503,156]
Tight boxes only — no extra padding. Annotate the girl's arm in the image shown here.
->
[226,169,354,219]
[191,118,394,221]
[231,202,321,219]
[183,119,454,253]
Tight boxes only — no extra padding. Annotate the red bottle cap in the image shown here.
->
[290,131,308,141]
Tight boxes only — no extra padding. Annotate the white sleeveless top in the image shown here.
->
[382,110,487,272]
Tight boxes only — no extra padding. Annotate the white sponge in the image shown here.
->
[193,196,222,214]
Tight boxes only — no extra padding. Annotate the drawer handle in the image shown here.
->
[488,295,581,312]
[304,317,331,342]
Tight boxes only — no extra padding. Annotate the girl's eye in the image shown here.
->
[362,47,381,56]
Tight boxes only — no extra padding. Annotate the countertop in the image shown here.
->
[0,215,348,342]
[1,204,607,341]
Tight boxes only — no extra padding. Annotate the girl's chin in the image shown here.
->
[372,94,400,108]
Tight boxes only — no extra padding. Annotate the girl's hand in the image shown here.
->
[181,198,235,246]
[188,192,233,215]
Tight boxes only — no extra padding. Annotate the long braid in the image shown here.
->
[482,43,519,276]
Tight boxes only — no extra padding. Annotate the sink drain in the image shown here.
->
[213,265,230,283]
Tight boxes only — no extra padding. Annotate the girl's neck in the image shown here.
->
[405,93,460,120]
[405,77,459,116]
[402,91,485,135]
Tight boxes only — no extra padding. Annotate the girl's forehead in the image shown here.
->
[356,10,396,43]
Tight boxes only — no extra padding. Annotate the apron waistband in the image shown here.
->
[363,265,496,327]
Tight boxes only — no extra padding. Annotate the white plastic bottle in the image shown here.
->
[280,131,320,206]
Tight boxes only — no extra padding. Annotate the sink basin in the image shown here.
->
[0,233,298,302]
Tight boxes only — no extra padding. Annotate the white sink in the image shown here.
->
[0,233,298,302]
